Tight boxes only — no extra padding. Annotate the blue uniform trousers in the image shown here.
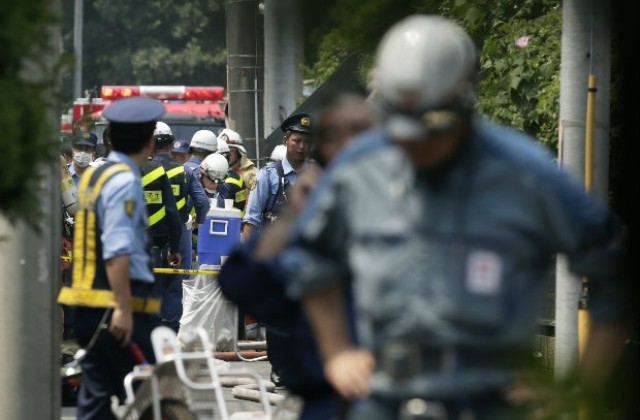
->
[151,243,182,332]
[299,393,345,420]
[179,223,192,277]
[75,305,159,420]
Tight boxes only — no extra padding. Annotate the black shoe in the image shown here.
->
[270,368,283,388]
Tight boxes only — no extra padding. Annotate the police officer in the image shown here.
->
[171,139,191,165]
[68,132,98,185]
[149,121,210,332]
[242,114,312,238]
[219,128,259,191]
[269,144,286,163]
[219,94,377,419]
[58,97,165,419]
[141,127,183,332]
[216,136,248,214]
[285,16,631,419]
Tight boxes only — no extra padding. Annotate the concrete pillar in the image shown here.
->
[226,0,264,166]
[263,0,304,136]
[73,0,83,98]
[0,2,62,416]
[555,0,611,378]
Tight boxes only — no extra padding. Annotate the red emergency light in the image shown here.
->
[101,85,225,101]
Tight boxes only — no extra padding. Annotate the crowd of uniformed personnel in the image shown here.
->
[57,14,634,420]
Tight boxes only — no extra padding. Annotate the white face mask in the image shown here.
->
[73,151,93,167]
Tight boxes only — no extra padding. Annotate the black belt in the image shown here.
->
[376,342,530,380]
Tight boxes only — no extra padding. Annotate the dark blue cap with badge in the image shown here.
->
[281,113,313,134]
[172,139,190,154]
[102,97,165,124]
[74,132,98,148]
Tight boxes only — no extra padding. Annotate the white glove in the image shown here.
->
[185,214,195,231]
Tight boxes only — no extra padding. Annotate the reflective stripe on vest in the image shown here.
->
[166,165,186,210]
[58,288,161,314]
[142,164,168,227]
[225,176,243,188]
[148,206,167,227]
[166,165,185,179]
[141,165,166,187]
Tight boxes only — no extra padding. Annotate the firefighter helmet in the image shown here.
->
[200,153,229,182]
[153,121,174,146]
[190,130,218,153]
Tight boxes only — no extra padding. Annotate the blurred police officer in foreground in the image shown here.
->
[148,121,210,332]
[58,97,165,419]
[218,128,259,191]
[242,114,312,238]
[285,16,631,419]
[220,94,377,419]
[68,132,98,185]
[171,139,191,165]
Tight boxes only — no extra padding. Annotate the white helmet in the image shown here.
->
[200,153,229,182]
[190,130,218,152]
[218,129,246,154]
[217,138,230,155]
[269,144,286,161]
[153,121,174,145]
[374,15,477,139]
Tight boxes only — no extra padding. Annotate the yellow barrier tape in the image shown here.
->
[60,256,218,276]
[153,268,219,276]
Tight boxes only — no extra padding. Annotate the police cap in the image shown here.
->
[172,139,190,154]
[102,97,165,124]
[74,132,98,148]
[281,113,312,135]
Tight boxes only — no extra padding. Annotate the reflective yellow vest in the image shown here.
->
[58,162,160,314]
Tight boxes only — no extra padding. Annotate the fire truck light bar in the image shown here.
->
[101,85,224,101]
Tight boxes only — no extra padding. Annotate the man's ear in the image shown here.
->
[282,135,288,145]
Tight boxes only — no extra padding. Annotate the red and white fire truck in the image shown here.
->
[61,85,226,142]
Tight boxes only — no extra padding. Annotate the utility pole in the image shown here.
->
[555,0,611,378]
[226,0,264,165]
[263,0,303,137]
[0,0,62,418]
[73,0,84,99]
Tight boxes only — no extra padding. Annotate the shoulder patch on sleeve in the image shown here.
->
[124,200,136,218]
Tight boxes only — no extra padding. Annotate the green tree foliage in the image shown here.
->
[0,1,62,226]
[306,0,561,146]
[61,0,227,98]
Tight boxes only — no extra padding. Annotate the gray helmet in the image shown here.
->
[373,15,477,139]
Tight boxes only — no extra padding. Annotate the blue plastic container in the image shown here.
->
[197,199,242,266]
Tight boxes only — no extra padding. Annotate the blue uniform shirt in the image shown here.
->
[68,163,81,186]
[184,155,212,221]
[185,156,202,177]
[243,157,300,227]
[97,151,154,283]
[285,120,629,351]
